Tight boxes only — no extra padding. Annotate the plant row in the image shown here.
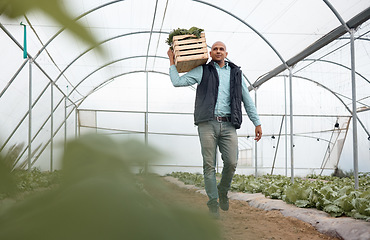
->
[0,168,61,200]
[169,172,370,221]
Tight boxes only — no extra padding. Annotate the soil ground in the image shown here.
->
[147,176,340,240]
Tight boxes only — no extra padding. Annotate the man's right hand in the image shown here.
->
[167,48,175,66]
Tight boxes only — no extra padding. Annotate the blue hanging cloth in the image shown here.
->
[20,22,27,59]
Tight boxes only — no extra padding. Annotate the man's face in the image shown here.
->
[210,42,228,63]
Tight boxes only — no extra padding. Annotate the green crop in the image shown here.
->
[165,27,204,46]
[170,172,370,221]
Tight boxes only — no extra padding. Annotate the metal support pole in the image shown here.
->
[289,68,294,183]
[254,90,258,177]
[284,76,288,176]
[145,72,149,145]
[28,59,32,171]
[77,110,81,137]
[75,108,78,138]
[350,29,359,189]
[50,82,54,172]
[64,86,68,147]
[144,71,149,173]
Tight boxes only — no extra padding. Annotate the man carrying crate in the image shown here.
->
[167,41,262,218]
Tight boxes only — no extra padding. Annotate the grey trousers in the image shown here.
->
[197,120,238,207]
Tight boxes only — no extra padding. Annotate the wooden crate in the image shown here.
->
[173,32,209,73]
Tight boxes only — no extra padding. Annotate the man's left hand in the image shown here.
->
[254,125,262,142]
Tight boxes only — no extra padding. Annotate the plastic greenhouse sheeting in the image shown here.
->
[0,0,369,178]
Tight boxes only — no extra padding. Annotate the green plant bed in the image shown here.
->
[169,172,370,221]
[0,168,61,200]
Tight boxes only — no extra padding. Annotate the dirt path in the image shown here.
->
[148,177,340,240]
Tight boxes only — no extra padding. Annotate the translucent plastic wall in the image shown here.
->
[0,0,369,176]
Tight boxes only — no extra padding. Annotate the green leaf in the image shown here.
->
[323,204,344,217]
[295,200,310,208]
[333,195,354,213]
[352,198,370,216]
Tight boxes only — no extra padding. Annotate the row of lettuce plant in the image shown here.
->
[0,168,61,200]
[169,172,370,221]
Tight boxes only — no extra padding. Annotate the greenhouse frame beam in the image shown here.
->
[77,70,170,107]
[302,59,370,85]
[32,0,126,61]
[294,29,370,75]
[20,105,76,169]
[0,59,28,98]
[249,6,370,90]
[0,23,73,104]
[350,29,359,189]
[0,56,78,157]
[70,55,168,99]
[28,60,32,171]
[0,80,52,152]
[324,0,361,189]
[53,31,168,85]
[12,94,67,169]
[0,19,77,164]
[192,0,288,69]
[288,68,294,182]
[278,74,370,141]
[68,50,252,100]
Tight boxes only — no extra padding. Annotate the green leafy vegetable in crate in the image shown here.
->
[165,27,204,46]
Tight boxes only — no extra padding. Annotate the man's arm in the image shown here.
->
[241,76,262,142]
[167,48,203,87]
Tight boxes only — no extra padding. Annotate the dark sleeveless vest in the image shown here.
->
[194,61,243,129]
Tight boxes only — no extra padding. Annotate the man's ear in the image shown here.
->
[225,51,228,57]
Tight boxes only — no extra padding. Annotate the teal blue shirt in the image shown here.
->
[169,62,261,127]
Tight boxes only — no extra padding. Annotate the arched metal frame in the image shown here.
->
[1,0,369,180]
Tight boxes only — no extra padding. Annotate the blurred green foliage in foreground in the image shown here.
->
[0,134,221,240]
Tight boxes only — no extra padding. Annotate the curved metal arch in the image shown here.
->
[28,0,274,94]
[27,0,260,92]
[32,0,127,61]
[323,0,350,32]
[76,70,170,107]
[69,52,254,99]
[67,46,255,100]
[277,74,370,138]
[53,31,169,84]
[69,55,168,97]
[192,0,288,69]
[278,74,351,112]
[249,7,370,91]
[301,59,370,85]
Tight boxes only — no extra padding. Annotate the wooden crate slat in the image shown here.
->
[174,42,207,51]
[176,53,208,62]
[173,38,205,47]
[174,48,208,58]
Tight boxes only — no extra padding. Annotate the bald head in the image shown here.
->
[210,41,228,67]
[211,41,226,51]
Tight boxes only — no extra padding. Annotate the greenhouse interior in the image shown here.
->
[1,0,369,177]
[1,0,370,239]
